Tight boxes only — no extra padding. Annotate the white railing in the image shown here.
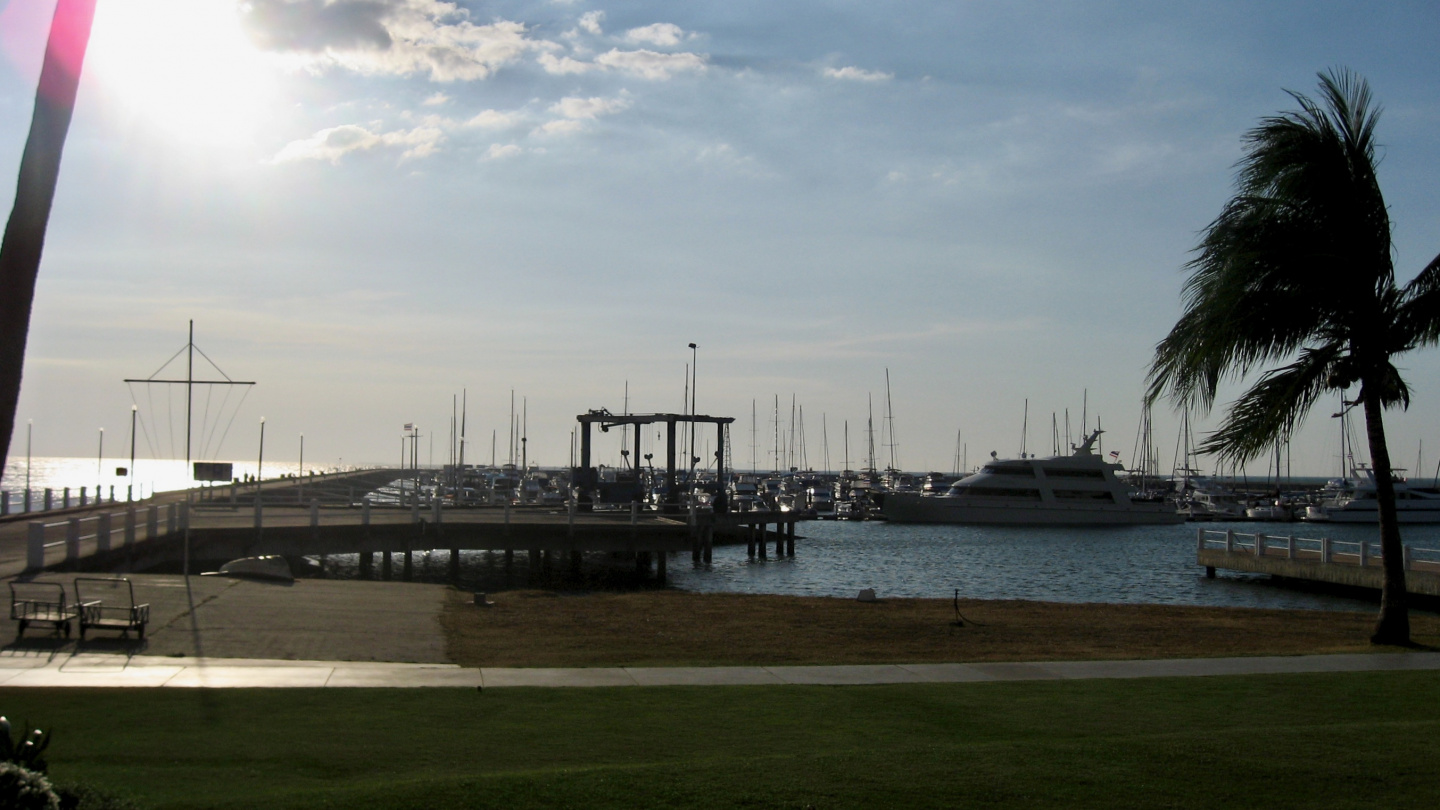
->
[1197,528,1440,570]
[26,502,183,571]
[1,484,153,517]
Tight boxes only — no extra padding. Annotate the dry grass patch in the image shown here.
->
[441,589,1440,667]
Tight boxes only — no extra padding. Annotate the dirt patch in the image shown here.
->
[441,589,1440,667]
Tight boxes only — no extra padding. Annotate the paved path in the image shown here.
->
[2,651,1437,689]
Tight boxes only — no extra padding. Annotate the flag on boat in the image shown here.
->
[1108,451,1120,460]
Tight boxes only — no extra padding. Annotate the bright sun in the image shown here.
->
[85,0,276,149]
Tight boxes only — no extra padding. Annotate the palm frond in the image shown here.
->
[1197,345,1341,464]
[1395,251,1440,348]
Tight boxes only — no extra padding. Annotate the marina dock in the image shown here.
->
[2,468,810,585]
[1197,528,1440,599]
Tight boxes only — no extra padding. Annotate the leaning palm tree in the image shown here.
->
[1147,68,1440,646]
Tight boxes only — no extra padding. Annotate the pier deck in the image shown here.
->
[1,469,811,584]
[1196,528,1440,598]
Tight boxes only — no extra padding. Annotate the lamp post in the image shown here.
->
[128,405,136,501]
[688,343,698,481]
[299,433,304,477]
[96,427,103,479]
[257,417,265,490]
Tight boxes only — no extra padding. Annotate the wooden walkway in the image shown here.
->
[3,469,812,585]
[1196,528,1440,597]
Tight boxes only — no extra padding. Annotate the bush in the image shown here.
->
[0,761,61,810]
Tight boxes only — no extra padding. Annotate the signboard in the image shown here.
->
[114,466,128,476]
[193,462,234,482]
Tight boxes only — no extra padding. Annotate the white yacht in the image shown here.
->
[881,430,1184,525]
[1305,467,1440,523]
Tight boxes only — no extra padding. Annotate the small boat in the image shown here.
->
[203,556,295,582]
[1306,466,1440,523]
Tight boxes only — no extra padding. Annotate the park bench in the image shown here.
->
[9,581,78,638]
[74,577,149,640]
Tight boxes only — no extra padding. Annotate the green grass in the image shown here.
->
[6,672,1440,808]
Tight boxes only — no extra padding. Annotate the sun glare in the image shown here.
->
[85,0,276,149]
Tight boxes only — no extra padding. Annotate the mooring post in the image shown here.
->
[747,524,756,558]
[656,550,667,585]
[66,518,80,566]
[63,487,70,509]
[1287,535,1296,560]
[1196,528,1204,552]
[1,490,8,517]
[1321,537,1332,564]
[1255,533,1266,557]
[24,489,32,512]
[787,521,795,557]
[80,486,87,507]
[403,539,413,582]
[411,499,420,525]
[27,522,45,571]
[382,549,393,581]
[96,511,111,554]
[433,497,442,525]
[1359,540,1369,568]
[1225,529,1234,553]
[449,547,460,582]
[147,504,159,540]
[505,501,512,536]
[703,525,713,564]
[44,488,53,511]
[1404,544,1413,570]
[758,525,768,559]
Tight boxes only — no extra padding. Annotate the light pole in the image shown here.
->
[257,417,265,490]
[688,342,698,481]
[299,433,304,477]
[96,427,103,479]
[25,420,32,506]
[128,405,137,501]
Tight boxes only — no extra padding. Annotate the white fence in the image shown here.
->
[1197,528,1440,570]
[26,502,183,571]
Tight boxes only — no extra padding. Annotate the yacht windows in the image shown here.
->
[957,486,1042,500]
[1044,468,1107,480]
[1053,489,1116,502]
[980,464,1036,477]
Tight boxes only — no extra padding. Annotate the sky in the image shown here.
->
[1,0,1438,479]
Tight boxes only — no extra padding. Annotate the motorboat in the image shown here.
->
[881,430,1184,525]
[1304,467,1440,523]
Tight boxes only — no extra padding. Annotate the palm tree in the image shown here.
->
[0,0,98,476]
[1147,69,1440,646]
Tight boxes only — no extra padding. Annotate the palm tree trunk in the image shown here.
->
[1360,382,1410,645]
[0,0,98,475]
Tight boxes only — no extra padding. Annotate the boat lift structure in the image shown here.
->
[574,410,735,513]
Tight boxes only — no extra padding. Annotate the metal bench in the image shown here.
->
[9,581,78,638]
[73,577,149,640]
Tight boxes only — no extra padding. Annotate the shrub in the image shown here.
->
[0,761,61,810]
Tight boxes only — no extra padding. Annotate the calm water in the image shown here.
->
[663,520,1440,612]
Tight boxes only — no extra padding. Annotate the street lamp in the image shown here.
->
[257,417,266,489]
[96,427,103,480]
[128,405,137,501]
[688,343,698,480]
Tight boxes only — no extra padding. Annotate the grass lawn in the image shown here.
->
[6,670,1440,808]
[440,589,1440,667]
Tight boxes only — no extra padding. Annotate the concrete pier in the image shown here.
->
[1196,528,1440,598]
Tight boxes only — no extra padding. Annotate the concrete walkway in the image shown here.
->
[2,650,1437,689]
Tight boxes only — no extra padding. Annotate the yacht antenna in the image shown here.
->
[751,399,757,474]
[884,368,899,472]
[822,413,830,474]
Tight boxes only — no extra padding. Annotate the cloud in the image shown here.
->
[823,65,893,82]
[624,23,687,47]
[537,52,598,75]
[271,122,445,163]
[578,11,605,36]
[422,92,450,106]
[241,0,551,82]
[464,109,521,129]
[593,48,706,80]
[550,95,631,119]
[533,94,631,136]
[484,143,523,160]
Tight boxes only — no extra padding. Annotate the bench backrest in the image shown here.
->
[73,577,135,608]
